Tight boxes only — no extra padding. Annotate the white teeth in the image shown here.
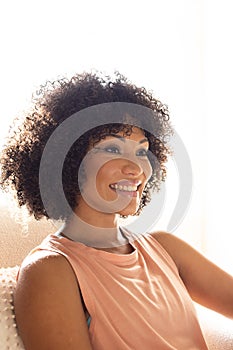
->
[110,184,138,192]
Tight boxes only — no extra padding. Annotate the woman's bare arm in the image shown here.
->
[153,231,233,319]
[14,251,92,350]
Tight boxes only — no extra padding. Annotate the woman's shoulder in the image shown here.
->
[17,248,76,301]
[148,231,185,270]
[139,230,176,251]
[19,244,64,273]
[150,230,172,240]
[14,241,92,349]
[16,233,78,298]
[150,230,184,251]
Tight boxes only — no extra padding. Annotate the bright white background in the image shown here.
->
[0,0,232,273]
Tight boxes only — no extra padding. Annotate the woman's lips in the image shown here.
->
[109,181,141,198]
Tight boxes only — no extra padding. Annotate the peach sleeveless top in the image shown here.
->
[34,229,208,350]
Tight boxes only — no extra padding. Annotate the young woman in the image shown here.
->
[1,72,232,349]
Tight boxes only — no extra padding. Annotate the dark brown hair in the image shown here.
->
[0,72,173,220]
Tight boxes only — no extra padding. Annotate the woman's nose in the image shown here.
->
[121,159,143,176]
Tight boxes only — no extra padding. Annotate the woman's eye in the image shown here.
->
[103,146,121,154]
[136,149,149,157]
[93,144,121,154]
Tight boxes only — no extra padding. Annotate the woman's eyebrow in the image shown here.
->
[108,134,149,144]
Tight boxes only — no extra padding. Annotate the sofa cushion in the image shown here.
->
[0,203,54,268]
[0,266,24,349]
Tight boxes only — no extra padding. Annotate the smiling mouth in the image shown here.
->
[109,182,141,197]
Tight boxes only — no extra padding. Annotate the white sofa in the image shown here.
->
[0,204,232,349]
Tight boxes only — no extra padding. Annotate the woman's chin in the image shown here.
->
[118,204,139,217]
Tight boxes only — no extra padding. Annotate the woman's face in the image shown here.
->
[78,127,153,217]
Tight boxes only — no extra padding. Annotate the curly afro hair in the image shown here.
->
[0,71,173,221]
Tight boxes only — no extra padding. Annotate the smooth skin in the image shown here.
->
[14,128,233,349]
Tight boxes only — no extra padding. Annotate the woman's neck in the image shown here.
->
[60,212,128,249]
